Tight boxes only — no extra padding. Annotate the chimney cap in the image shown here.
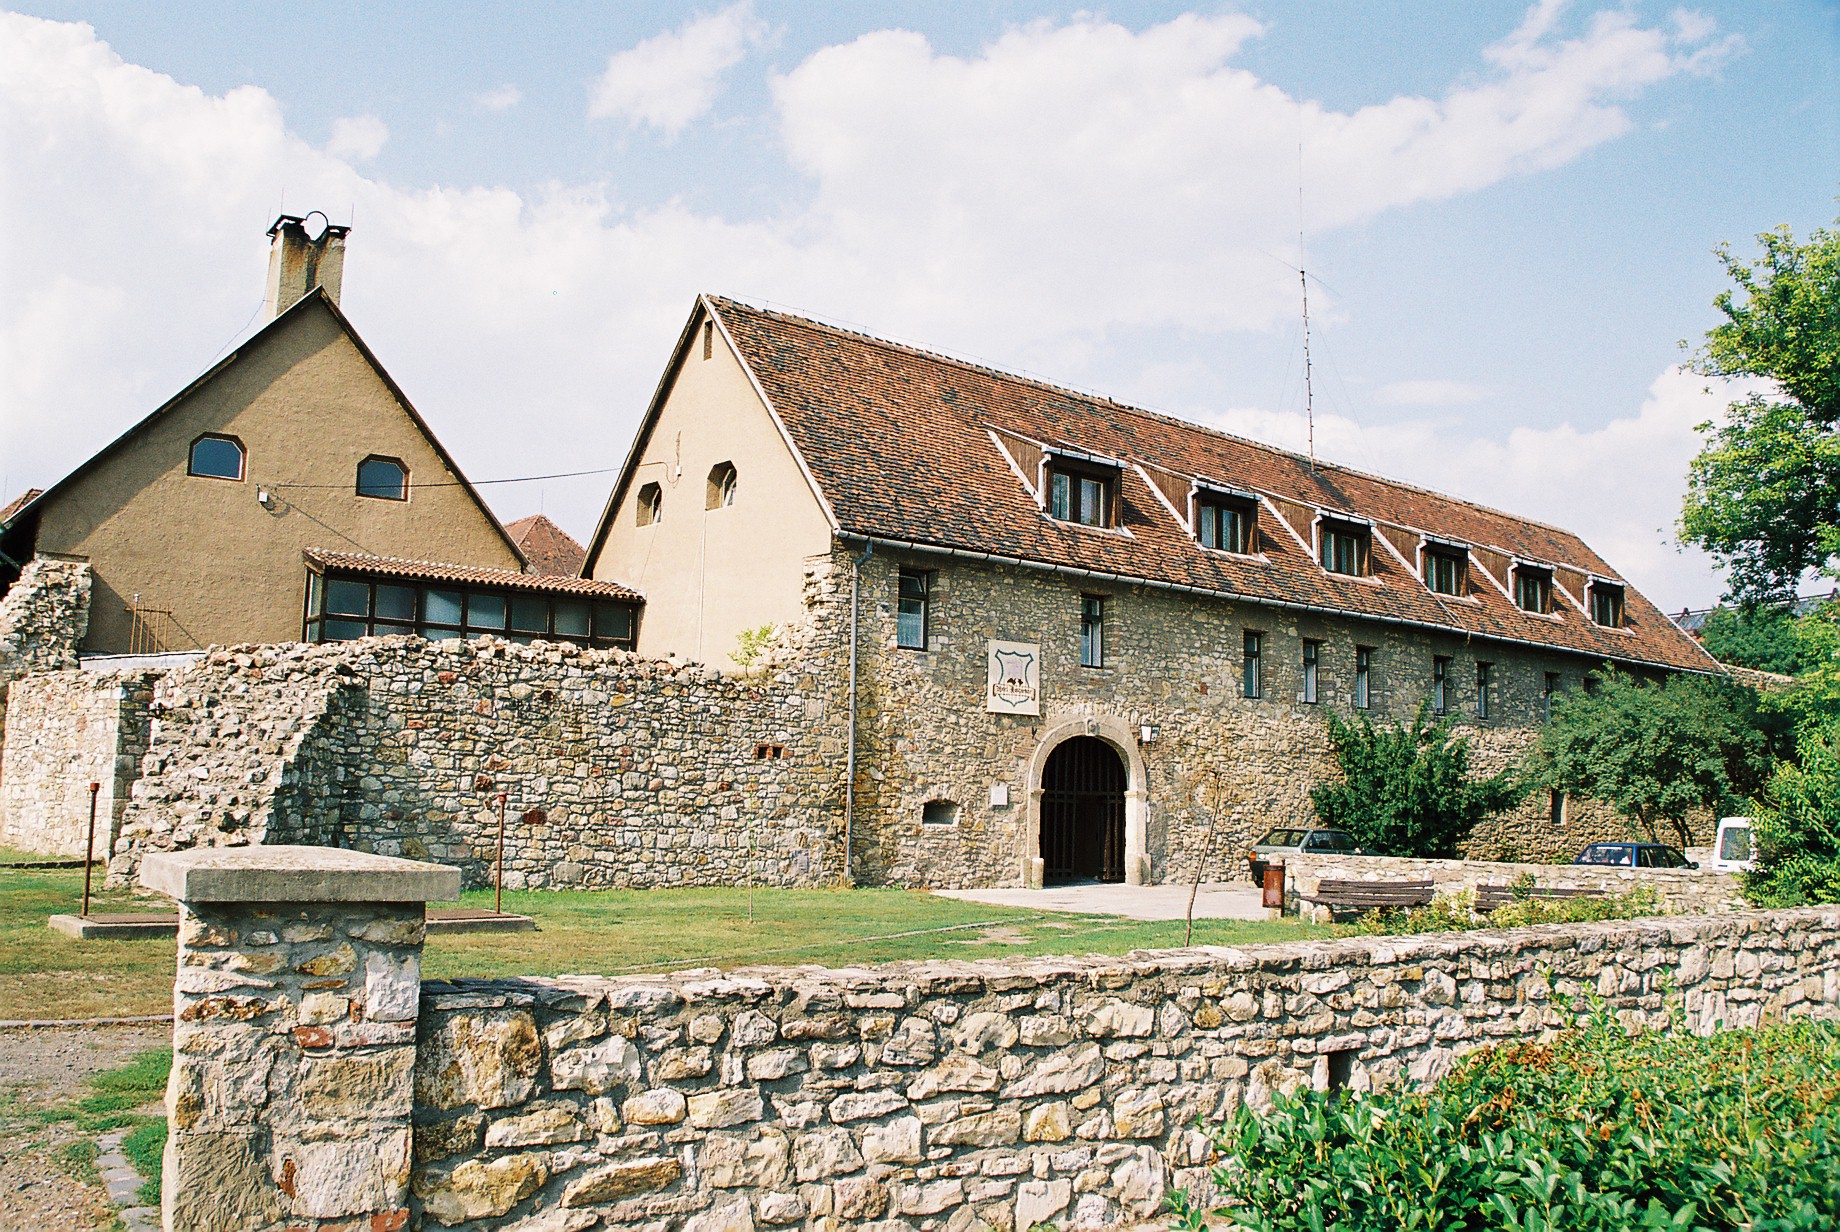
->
[267,211,350,243]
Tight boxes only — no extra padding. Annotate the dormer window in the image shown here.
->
[1194,491,1257,554]
[1589,580,1625,627]
[1514,563,1553,614]
[1044,455,1119,528]
[1423,544,1467,595]
[1319,518,1370,577]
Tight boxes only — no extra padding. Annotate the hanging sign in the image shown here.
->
[986,640,1041,715]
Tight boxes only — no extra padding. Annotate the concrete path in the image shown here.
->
[935,881,1271,922]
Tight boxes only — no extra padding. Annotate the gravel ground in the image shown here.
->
[0,1025,166,1231]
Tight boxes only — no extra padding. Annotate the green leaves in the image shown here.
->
[1682,219,1840,604]
[1194,1016,1840,1231]
[1311,704,1529,858]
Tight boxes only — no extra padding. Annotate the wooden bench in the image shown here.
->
[1297,878,1437,914]
[1475,883,1606,913]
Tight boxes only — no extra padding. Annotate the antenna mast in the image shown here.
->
[1298,143,1315,472]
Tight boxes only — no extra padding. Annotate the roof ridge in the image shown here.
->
[703,294,1592,545]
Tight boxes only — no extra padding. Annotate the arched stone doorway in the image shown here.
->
[1039,737,1126,883]
[1030,713,1140,889]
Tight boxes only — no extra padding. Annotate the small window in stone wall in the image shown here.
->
[1324,1048,1358,1094]
[922,799,960,826]
[1549,789,1568,828]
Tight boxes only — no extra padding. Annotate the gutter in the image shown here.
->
[835,532,1719,679]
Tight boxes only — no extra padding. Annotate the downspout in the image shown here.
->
[843,540,874,886]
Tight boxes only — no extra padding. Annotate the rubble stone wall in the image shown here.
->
[403,908,1840,1231]
[1280,852,1748,918]
[0,557,91,795]
[0,668,156,856]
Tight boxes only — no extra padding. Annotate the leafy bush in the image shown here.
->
[1171,1014,1840,1231]
[1745,720,1840,906]
[731,623,778,667]
[1311,705,1529,858]
[1344,882,1663,936]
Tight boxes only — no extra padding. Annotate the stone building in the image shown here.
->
[0,215,638,658]
[585,296,1723,886]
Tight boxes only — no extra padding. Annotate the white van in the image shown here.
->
[1710,817,1755,873]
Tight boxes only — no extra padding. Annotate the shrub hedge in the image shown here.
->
[1170,1013,1840,1231]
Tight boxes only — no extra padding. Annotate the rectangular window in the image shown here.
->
[1424,549,1466,595]
[1301,639,1320,704]
[1196,496,1256,553]
[1543,671,1561,722]
[303,573,636,650]
[1515,565,1553,614]
[1320,521,1369,576]
[1045,461,1117,527]
[896,569,930,650]
[1354,646,1372,710]
[1432,655,1450,715]
[1549,789,1567,828]
[1476,662,1492,719]
[1590,582,1625,627]
[1080,595,1105,668]
[1242,631,1263,699]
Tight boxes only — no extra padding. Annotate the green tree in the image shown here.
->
[1745,720,1840,907]
[1310,705,1528,858]
[1679,219,1840,604]
[1536,669,1779,847]
[1697,602,1811,675]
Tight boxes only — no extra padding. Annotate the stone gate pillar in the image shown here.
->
[141,846,459,1232]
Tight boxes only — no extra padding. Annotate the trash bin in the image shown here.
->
[1262,861,1285,910]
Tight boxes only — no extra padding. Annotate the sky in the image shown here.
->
[1,1,1835,612]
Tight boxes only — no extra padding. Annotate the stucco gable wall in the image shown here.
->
[32,301,520,654]
[590,311,833,669]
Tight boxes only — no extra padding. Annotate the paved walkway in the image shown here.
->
[935,881,1271,921]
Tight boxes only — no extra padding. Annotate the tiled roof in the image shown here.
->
[305,549,640,601]
[0,489,44,526]
[708,296,1720,675]
[1672,590,1835,635]
[505,514,588,578]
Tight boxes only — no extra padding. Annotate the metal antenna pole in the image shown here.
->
[82,782,100,918]
[495,793,508,915]
[1299,140,1316,473]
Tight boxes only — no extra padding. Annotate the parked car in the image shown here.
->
[1709,817,1755,873]
[1573,841,1698,870]
[1246,827,1372,882]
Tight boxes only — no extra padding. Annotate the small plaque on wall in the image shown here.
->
[986,640,1041,715]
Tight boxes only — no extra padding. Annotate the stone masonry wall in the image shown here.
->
[0,668,155,856]
[403,907,1840,1231]
[838,547,1640,889]
[1280,852,1747,918]
[0,557,91,803]
[105,635,845,890]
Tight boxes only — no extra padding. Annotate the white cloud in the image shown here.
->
[1197,367,1741,611]
[475,84,522,112]
[1377,379,1489,407]
[325,114,387,162]
[587,2,766,137]
[0,8,1738,592]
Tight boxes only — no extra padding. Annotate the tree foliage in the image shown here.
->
[1697,602,1813,675]
[1680,220,1840,604]
[1745,720,1840,907]
[1310,705,1528,858]
[1536,669,1780,847]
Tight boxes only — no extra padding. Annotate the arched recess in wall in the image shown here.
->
[706,462,737,510]
[1021,713,1149,887]
[636,482,663,526]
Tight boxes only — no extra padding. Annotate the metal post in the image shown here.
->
[495,793,508,915]
[82,781,100,917]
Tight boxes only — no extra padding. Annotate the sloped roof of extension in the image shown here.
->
[679,294,1719,675]
[0,290,526,568]
[305,549,639,601]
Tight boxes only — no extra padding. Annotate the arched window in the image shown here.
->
[188,434,245,481]
[636,482,663,526]
[356,456,408,501]
[707,462,737,510]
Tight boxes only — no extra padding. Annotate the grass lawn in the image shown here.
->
[0,860,1328,1021]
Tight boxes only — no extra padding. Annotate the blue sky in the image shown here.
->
[2,2,1835,609]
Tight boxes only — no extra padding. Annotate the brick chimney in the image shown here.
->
[265,212,349,320]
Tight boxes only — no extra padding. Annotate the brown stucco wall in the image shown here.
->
[30,298,520,655]
[589,308,834,670]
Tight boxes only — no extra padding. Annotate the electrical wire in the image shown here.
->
[265,466,619,490]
